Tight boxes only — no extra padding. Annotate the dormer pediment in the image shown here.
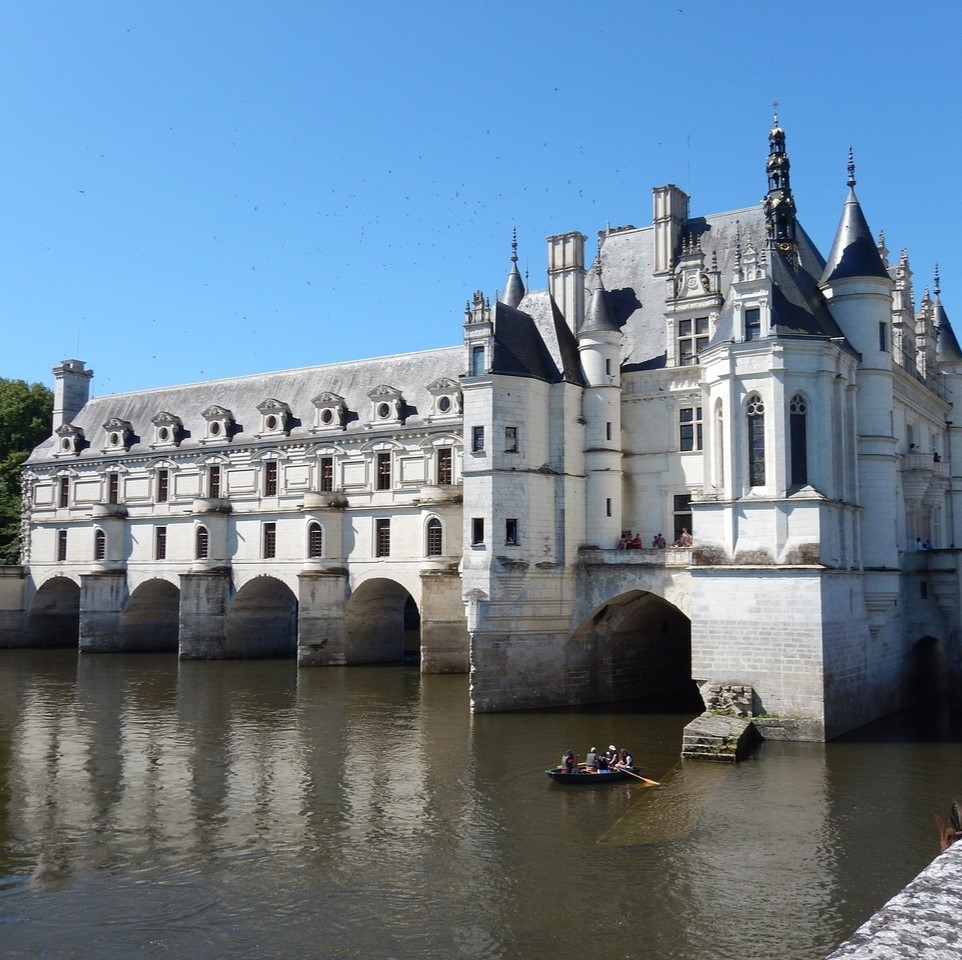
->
[367,385,405,426]
[151,411,183,448]
[201,405,234,443]
[54,422,85,457]
[102,418,133,453]
[256,399,291,437]
[311,392,347,432]
[426,378,462,418]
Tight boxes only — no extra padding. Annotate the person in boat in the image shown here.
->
[604,745,618,766]
[585,746,598,769]
[561,749,577,773]
[612,748,634,771]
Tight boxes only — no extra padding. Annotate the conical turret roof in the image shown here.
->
[581,261,618,335]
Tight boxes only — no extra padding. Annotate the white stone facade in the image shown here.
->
[11,120,962,740]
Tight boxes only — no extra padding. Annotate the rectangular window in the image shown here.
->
[58,477,69,508]
[156,526,167,560]
[263,522,277,559]
[678,316,709,365]
[505,518,519,545]
[208,466,221,499]
[673,494,692,544]
[94,530,106,561]
[679,406,704,451]
[470,345,485,376]
[108,473,120,504]
[606,498,612,517]
[605,421,613,441]
[605,358,612,377]
[375,518,390,557]
[376,452,392,490]
[195,526,209,560]
[320,457,334,492]
[471,517,484,545]
[471,426,484,452]
[745,308,761,342]
[156,470,168,503]
[57,529,67,562]
[437,448,453,485]
[264,461,278,497]
[879,321,888,352]
[504,426,518,453]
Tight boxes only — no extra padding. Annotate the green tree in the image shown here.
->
[0,378,54,564]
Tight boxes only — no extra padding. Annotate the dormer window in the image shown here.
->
[367,385,404,427]
[55,423,85,457]
[677,316,709,366]
[257,399,291,437]
[312,392,347,432]
[201,405,234,443]
[102,418,133,453]
[151,411,183,448]
[427,378,462,419]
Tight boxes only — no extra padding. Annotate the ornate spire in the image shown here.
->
[501,227,525,308]
[847,147,856,188]
[935,262,941,298]
[763,111,798,257]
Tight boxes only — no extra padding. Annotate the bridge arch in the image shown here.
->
[224,576,297,658]
[26,576,81,647]
[568,588,702,711]
[344,577,420,664]
[120,579,180,652]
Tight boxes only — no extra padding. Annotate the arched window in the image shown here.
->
[790,394,808,486]
[93,528,106,561]
[308,522,323,559]
[426,517,443,556]
[746,394,765,487]
[195,525,209,560]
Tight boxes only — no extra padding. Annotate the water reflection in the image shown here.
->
[1,649,960,960]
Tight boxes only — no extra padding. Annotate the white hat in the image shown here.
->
[608,744,616,751]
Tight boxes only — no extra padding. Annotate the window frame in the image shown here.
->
[155,526,167,560]
[263,521,277,559]
[375,518,391,557]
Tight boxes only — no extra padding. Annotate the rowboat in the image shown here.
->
[545,766,656,785]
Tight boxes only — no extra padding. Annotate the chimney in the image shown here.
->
[52,359,93,430]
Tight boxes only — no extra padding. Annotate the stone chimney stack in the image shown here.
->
[546,231,586,333]
[52,359,93,430]
[652,184,689,275]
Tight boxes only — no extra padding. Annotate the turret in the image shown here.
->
[578,259,623,548]
[763,113,798,261]
[52,359,93,431]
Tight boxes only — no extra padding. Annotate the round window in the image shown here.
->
[438,396,451,413]
[109,433,120,446]
[158,427,169,441]
[61,438,71,451]
[266,415,278,431]
[210,421,221,436]
[321,409,333,425]
[378,403,390,419]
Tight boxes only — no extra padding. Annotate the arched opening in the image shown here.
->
[568,589,702,711]
[906,635,944,704]
[224,577,297,658]
[344,578,419,665]
[120,580,180,652]
[26,577,81,647]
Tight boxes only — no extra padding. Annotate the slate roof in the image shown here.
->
[27,346,464,465]
[821,187,889,284]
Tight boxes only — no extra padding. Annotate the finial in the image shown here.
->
[935,262,941,297]
[847,147,856,188]
[511,226,518,264]
[734,219,742,267]
[772,101,780,126]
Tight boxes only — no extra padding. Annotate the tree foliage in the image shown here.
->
[0,379,54,564]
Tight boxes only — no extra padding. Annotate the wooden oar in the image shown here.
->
[620,768,660,786]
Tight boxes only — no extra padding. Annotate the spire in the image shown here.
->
[933,265,962,363]
[501,227,525,308]
[820,148,889,285]
[763,111,798,256]
[581,259,618,334]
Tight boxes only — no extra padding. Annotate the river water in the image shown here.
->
[1,649,959,960]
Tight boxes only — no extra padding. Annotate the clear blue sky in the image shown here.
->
[2,1,959,397]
